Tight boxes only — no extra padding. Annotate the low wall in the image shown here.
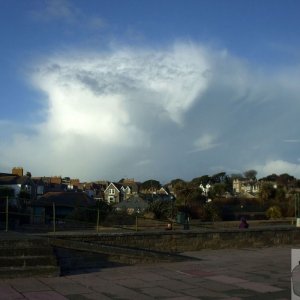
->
[71,227,300,252]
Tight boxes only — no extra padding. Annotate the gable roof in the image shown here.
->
[104,182,122,193]
[0,173,15,177]
[114,195,149,210]
[31,192,95,207]
[0,175,33,186]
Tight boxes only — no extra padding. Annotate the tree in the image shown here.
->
[277,173,296,187]
[275,187,286,202]
[173,180,204,207]
[170,178,185,186]
[259,173,278,182]
[210,183,227,198]
[211,172,227,184]
[173,181,192,206]
[244,170,257,180]
[147,200,172,220]
[203,202,221,222]
[191,175,210,187]
[258,183,275,206]
[140,180,161,191]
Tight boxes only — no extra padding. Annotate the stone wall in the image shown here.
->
[75,227,300,252]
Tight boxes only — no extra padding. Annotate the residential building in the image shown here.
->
[233,179,260,195]
[0,171,36,205]
[104,182,123,204]
[30,191,95,224]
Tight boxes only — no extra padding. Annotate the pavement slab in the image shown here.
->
[21,291,67,300]
[140,286,183,298]
[0,245,296,299]
[115,277,157,288]
[180,286,228,298]
[39,277,91,296]
[155,279,197,290]
[235,281,283,293]
[0,283,25,300]
[4,278,50,293]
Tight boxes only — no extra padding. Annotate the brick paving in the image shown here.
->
[0,245,295,299]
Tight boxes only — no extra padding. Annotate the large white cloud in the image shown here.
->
[1,42,300,181]
[255,160,300,178]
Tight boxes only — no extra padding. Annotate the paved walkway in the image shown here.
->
[0,246,294,299]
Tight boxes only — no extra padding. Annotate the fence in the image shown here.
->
[0,196,176,234]
[1,196,296,234]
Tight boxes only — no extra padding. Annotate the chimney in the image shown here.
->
[12,167,24,177]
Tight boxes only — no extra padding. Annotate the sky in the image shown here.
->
[0,0,300,183]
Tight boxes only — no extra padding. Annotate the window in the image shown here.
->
[109,189,115,195]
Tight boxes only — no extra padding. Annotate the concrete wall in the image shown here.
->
[75,227,300,253]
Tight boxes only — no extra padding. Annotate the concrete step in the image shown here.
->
[0,238,51,249]
[0,265,60,278]
[0,255,57,268]
[0,247,53,256]
[0,233,60,278]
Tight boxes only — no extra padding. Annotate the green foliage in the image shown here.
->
[203,202,221,222]
[147,200,173,220]
[244,169,257,180]
[170,178,185,186]
[266,206,282,219]
[173,180,203,207]
[210,183,227,198]
[258,183,276,205]
[277,173,296,186]
[191,175,210,187]
[211,172,227,184]
[140,179,161,190]
[275,187,286,202]
[259,173,278,182]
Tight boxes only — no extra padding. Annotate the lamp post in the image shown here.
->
[96,197,103,233]
[169,195,175,230]
[295,193,300,227]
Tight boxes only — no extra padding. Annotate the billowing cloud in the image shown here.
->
[255,160,300,178]
[1,42,300,181]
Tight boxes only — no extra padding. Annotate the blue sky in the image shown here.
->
[0,0,300,182]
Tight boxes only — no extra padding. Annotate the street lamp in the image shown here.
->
[170,195,175,230]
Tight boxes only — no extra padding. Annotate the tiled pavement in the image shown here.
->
[0,246,294,299]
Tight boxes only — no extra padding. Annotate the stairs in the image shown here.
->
[0,232,60,278]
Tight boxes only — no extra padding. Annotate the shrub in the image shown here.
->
[266,205,282,219]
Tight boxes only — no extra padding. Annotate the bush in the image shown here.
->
[203,202,221,221]
[147,200,173,220]
[266,206,282,219]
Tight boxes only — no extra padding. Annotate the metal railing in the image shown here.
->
[0,196,175,234]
